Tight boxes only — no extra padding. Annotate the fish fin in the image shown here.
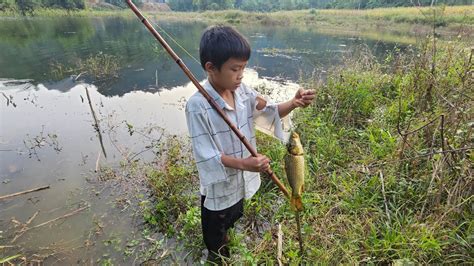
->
[290,196,304,212]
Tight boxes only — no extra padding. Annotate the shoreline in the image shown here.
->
[0,6,472,44]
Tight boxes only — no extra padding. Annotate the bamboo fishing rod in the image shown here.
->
[125,0,290,198]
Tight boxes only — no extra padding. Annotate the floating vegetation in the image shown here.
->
[23,126,62,161]
[1,92,17,107]
[258,47,315,55]
[48,52,121,82]
[78,53,120,79]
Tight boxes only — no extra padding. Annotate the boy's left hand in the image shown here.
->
[292,88,315,108]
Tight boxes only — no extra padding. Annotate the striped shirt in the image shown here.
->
[185,80,285,211]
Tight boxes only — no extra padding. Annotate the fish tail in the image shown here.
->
[290,195,303,211]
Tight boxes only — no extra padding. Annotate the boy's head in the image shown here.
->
[200,25,251,91]
[199,25,251,70]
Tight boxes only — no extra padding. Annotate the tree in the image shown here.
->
[15,0,35,15]
[41,0,86,10]
[280,0,294,10]
[235,0,243,7]
[168,0,194,11]
[240,0,258,10]
[0,0,13,11]
[192,0,233,10]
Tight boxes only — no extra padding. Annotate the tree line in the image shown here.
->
[0,0,86,14]
[169,0,472,11]
[0,0,470,15]
[0,0,143,15]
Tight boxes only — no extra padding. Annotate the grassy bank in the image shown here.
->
[0,8,132,17]
[0,5,471,264]
[179,5,473,42]
[1,6,472,42]
[137,38,472,264]
[194,5,473,26]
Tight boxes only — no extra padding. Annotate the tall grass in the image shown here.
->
[318,5,474,24]
[193,5,474,27]
[140,38,472,263]
[2,5,472,26]
[287,39,472,263]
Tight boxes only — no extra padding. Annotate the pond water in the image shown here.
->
[0,15,405,263]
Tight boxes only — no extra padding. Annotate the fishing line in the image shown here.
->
[149,19,202,66]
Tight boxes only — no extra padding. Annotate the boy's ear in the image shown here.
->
[204,62,216,73]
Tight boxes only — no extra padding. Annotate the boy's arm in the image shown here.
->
[248,85,314,142]
[221,153,270,173]
[276,88,316,118]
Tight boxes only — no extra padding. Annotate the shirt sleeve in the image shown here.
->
[185,101,228,187]
[244,85,289,142]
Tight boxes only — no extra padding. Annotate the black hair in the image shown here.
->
[199,25,251,70]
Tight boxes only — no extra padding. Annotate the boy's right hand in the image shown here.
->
[242,154,270,173]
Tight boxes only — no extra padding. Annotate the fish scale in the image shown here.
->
[285,132,305,211]
[285,131,305,256]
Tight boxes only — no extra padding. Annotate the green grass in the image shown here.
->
[150,5,473,42]
[4,6,463,262]
[1,6,472,44]
[312,5,473,25]
[0,8,132,17]
[146,5,474,26]
[138,38,472,263]
[0,12,464,262]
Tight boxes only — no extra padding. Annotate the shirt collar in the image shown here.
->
[204,80,248,111]
[203,80,227,110]
[234,85,248,110]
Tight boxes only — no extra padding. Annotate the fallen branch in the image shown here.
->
[1,91,9,101]
[85,86,107,158]
[11,211,39,243]
[74,72,86,82]
[0,185,50,201]
[0,245,17,249]
[30,206,88,230]
[11,206,88,243]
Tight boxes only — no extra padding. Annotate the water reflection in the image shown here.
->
[0,68,300,262]
[0,16,402,97]
[0,15,406,263]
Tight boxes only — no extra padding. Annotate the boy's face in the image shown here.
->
[206,58,247,92]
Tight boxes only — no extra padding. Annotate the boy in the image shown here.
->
[185,25,315,262]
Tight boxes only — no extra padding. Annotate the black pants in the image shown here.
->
[201,196,244,260]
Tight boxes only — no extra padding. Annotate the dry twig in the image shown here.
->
[0,185,50,201]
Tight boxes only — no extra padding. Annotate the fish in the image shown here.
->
[284,131,305,211]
